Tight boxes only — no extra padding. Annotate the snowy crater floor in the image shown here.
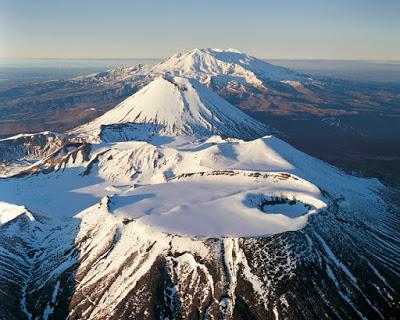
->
[110,171,327,237]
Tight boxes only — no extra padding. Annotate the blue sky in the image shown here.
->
[1,0,399,60]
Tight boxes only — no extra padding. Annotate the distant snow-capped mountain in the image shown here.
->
[72,48,305,87]
[150,48,306,86]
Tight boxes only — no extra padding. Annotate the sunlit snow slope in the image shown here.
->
[73,76,268,141]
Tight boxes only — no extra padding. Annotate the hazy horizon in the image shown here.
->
[1,57,400,62]
[2,57,400,86]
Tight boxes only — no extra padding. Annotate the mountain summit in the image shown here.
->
[75,76,269,141]
[150,48,304,86]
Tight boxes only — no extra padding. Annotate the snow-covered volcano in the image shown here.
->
[150,48,305,86]
[0,49,399,319]
[74,76,269,141]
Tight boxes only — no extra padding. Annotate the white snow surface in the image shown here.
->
[0,134,382,237]
[73,76,268,140]
[0,201,34,224]
[110,172,326,237]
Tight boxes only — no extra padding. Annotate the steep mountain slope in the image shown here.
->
[0,132,65,162]
[73,76,269,141]
[0,132,70,177]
